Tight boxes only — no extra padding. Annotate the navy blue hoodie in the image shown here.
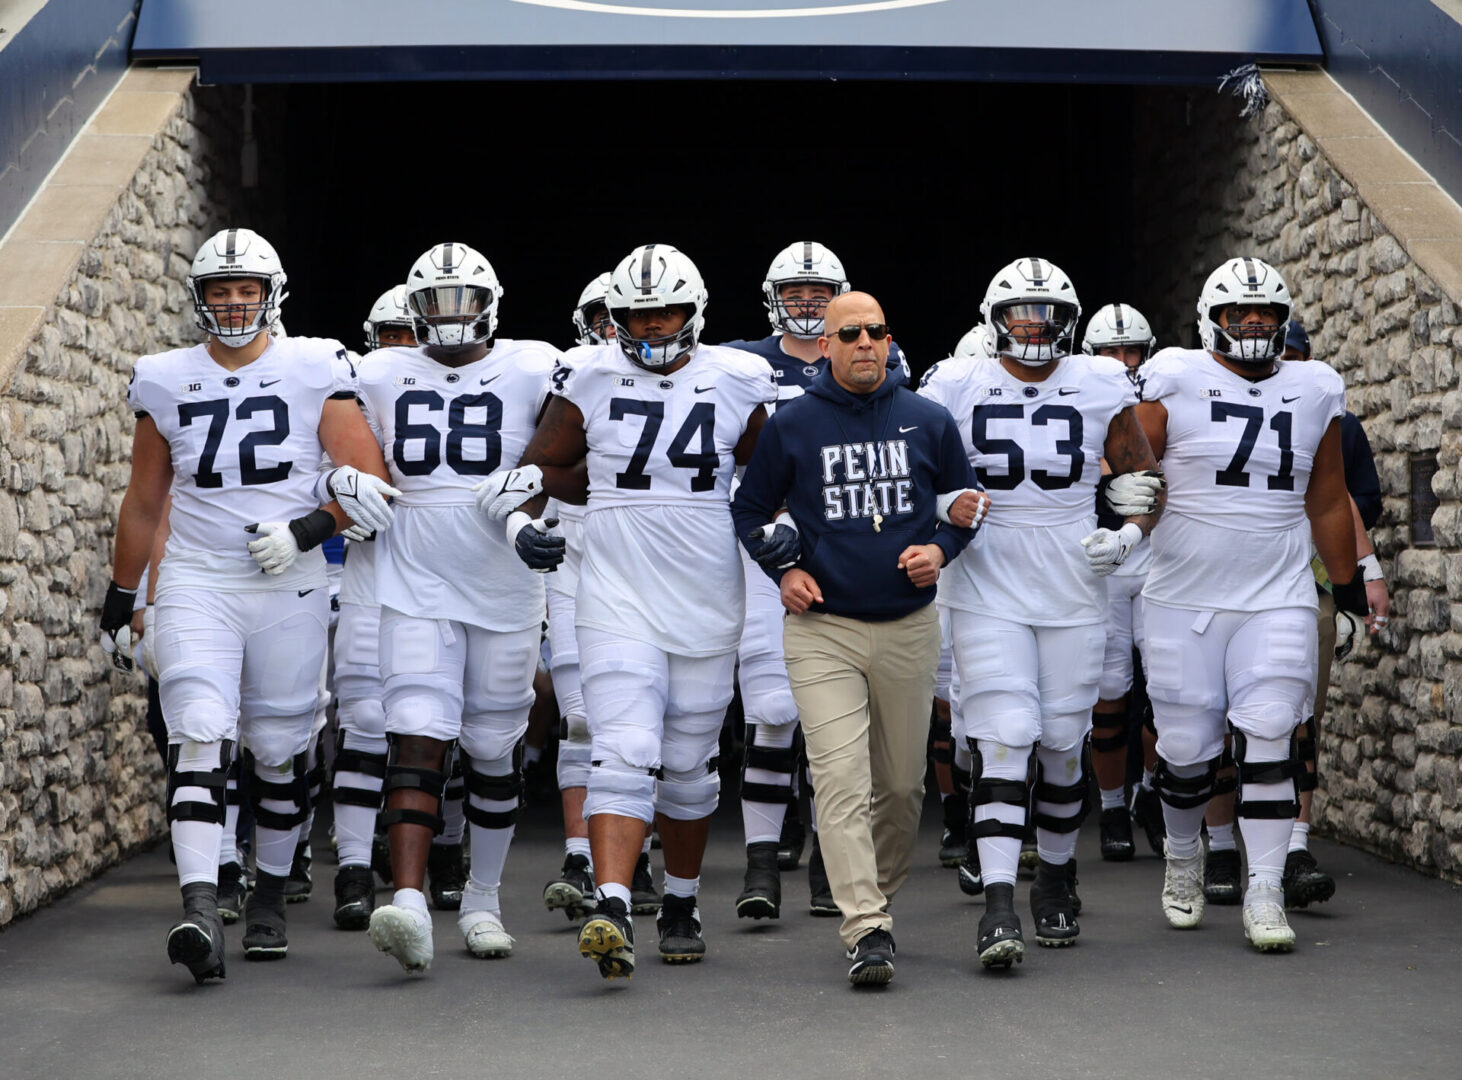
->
[732,364,978,621]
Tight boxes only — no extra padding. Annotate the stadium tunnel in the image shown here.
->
[131,0,1325,369]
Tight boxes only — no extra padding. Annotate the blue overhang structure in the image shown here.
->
[131,0,1322,85]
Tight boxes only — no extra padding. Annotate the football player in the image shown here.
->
[483,243,776,978]
[920,258,1164,970]
[539,272,661,923]
[1081,303,1162,861]
[359,243,560,974]
[1135,257,1366,953]
[325,285,418,930]
[718,241,907,918]
[101,228,396,982]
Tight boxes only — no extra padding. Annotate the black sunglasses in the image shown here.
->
[829,323,890,343]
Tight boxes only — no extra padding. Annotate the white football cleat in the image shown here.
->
[369,904,434,974]
[460,908,515,958]
[1242,886,1296,953]
[1161,840,1206,929]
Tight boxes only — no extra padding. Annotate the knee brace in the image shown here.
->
[461,748,523,830]
[245,747,311,831]
[740,724,796,806]
[1090,710,1129,754]
[1233,731,1302,821]
[585,758,658,823]
[1212,743,1238,797]
[166,740,232,826]
[1032,750,1088,834]
[332,729,387,810]
[305,727,329,806]
[378,735,450,835]
[557,740,592,791]
[655,761,722,821]
[224,748,243,812]
[1296,719,1319,793]
[1152,756,1220,810]
[444,747,465,804]
[969,777,1030,842]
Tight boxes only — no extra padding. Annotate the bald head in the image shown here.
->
[819,291,890,394]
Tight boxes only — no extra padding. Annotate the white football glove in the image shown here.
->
[1103,470,1165,517]
[936,488,990,529]
[245,521,303,575]
[100,624,135,673]
[1079,522,1142,577]
[328,466,401,534]
[341,522,374,543]
[1334,609,1362,661]
[473,465,545,522]
[139,605,157,681]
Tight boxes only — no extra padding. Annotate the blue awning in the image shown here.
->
[132,0,1322,84]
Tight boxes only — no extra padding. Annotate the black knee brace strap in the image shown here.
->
[460,753,522,830]
[1032,770,1088,835]
[741,726,796,805]
[1140,702,1157,736]
[165,740,233,826]
[245,748,311,831]
[332,733,387,810]
[969,778,1030,841]
[951,761,972,796]
[1233,732,1302,820]
[929,718,955,765]
[1090,711,1129,754]
[1296,720,1319,793]
[1152,758,1217,810]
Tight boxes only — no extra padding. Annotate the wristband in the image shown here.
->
[1358,553,1384,583]
[1330,574,1368,618]
[101,581,138,633]
[288,509,337,552]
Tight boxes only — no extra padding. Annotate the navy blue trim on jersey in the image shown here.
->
[328,390,358,400]
[718,334,906,392]
[733,364,976,622]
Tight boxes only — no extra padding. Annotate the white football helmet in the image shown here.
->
[762,241,851,338]
[1197,256,1291,365]
[571,272,614,346]
[186,228,288,349]
[363,285,414,351]
[980,257,1081,367]
[1082,303,1156,362]
[405,242,501,349]
[953,323,996,360]
[605,244,707,370]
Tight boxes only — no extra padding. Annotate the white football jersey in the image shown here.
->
[357,340,559,631]
[553,343,777,655]
[1139,348,1345,612]
[128,336,357,594]
[920,353,1138,625]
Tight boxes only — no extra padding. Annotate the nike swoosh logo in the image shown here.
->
[1059,387,1079,395]
[260,379,281,388]
[898,425,918,433]
[694,385,714,394]
[297,589,315,597]
[481,375,500,385]
[1282,395,1300,403]
[1170,905,1192,914]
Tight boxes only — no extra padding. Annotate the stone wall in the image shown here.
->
[1136,87,1462,881]
[0,80,243,925]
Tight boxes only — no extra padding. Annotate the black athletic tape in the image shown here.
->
[288,508,337,553]
[740,781,793,805]
[1237,798,1300,820]
[379,807,444,834]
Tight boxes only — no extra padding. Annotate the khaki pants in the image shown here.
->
[783,604,940,948]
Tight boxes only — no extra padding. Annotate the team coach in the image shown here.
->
[732,291,986,987]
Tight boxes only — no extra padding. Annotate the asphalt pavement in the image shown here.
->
[2,795,1459,1080]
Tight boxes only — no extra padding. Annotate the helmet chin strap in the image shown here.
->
[212,326,266,349]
